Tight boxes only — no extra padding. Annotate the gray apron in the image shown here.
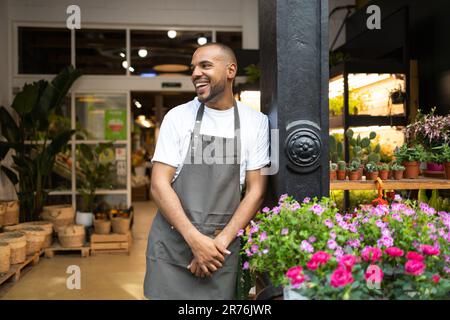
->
[144,101,241,300]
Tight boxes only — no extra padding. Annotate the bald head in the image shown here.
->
[196,42,237,66]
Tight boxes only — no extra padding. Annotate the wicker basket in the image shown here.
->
[21,226,46,255]
[94,219,111,235]
[0,232,27,264]
[22,221,54,248]
[4,221,53,249]
[58,224,85,248]
[41,205,75,233]
[111,217,131,234]
[0,242,11,273]
[2,200,20,226]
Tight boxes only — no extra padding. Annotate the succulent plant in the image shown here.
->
[329,135,344,163]
[365,161,378,173]
[337,160,347,171]
[330,163,338,171]
[378,163,390,171]
[391,162,405,171]
[347,160,361,172]
[346,129,380,165]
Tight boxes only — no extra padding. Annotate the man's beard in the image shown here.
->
[198,80,226,104]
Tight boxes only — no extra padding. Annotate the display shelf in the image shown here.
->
[331,177,450,190]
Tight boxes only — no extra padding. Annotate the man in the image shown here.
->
[144,43,269,300]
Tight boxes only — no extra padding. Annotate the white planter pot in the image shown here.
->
[76,211,93,227]
[283,285,309,300]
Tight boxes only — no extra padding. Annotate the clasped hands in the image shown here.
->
[186,232,231,278]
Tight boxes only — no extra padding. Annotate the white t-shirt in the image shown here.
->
[151,97,270,187]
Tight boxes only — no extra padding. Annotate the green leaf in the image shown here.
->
[1,165,19,185]
[39,66,82,115]
[11,82,41,116]
[0,106,20,143]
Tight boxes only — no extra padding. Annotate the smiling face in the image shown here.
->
[190,45,236,105]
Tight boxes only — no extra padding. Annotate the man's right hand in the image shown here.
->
[185,230,230,276]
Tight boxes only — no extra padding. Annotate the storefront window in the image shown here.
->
[18,27,71,74]
[216,31,242,50]
[130,30,212,76]
[76,29,126,75]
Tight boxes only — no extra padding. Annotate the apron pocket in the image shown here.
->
[155,227,193,267]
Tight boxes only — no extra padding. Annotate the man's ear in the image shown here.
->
[227,63,237,80]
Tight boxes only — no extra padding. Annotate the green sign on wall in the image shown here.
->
[105,109,127,140]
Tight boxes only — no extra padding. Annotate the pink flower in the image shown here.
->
[361,246,382,263]
[364,265,384,283]
[339,254,357,271]
[405,260,426,276]
[262,207,270,213]
[406,251,424,261]
[286,266,305,288]
[432,274,441,284]
[281,228,289,236]
[310,204,325,216]
[306,260,319,271]
[311,251,331,264]
[330,267,354,288]
[237,229,244,237]
[251,244,259,253]
[385,247,404,257]
[259,232,268,242]
[243,261,249,270]
[420,244,440,256]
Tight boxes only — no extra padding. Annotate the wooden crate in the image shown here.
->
[44,242,90,258]
[0,250,42,287]
[90,232,132,255]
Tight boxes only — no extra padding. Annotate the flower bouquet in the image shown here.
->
[240,194,450,299]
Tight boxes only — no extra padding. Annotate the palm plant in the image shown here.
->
[0,66,81,221]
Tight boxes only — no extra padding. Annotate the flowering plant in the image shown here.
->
[405,108,450,149]
[240,194,450,299]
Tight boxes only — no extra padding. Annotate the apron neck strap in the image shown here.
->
[192,100,241,162]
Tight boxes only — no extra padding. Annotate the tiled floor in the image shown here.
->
[0,201,157,300]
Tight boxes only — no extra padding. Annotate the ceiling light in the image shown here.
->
[134,100,142,108]
[167,30,177,39]
[129,66,135,72]
[122,60,128,69]
[197,36,207,46]
[138,48,148,58]
[142,120,153,128]
[119,52,125,58]
[137,115,146,121]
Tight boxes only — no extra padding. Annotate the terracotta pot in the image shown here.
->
[445,162,450,180]
[329,171,337,181]
[367,171,379,180]
[337,170,346,180]
[358,166,364,179]
[403,161,420,179]
[379,170,390,180]
[393,170,404,180]
[349,171,360,181]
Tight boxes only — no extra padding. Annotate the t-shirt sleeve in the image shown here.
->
[151,111,182,168]
[246,114,270,171]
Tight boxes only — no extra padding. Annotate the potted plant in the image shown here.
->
[76,143,115,228]
[394,144,426,179]
[391,162,405,180]
[330,163,337,181]
[365,162,379,180]
[425,147,445,172]
[337,161,347,180]
[347,160,361,181]
[0,66,81,222]
[241,195,450,300]
[389,85,406,104]
[378,163,390,180]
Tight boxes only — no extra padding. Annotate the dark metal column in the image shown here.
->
[259,0,329,204]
